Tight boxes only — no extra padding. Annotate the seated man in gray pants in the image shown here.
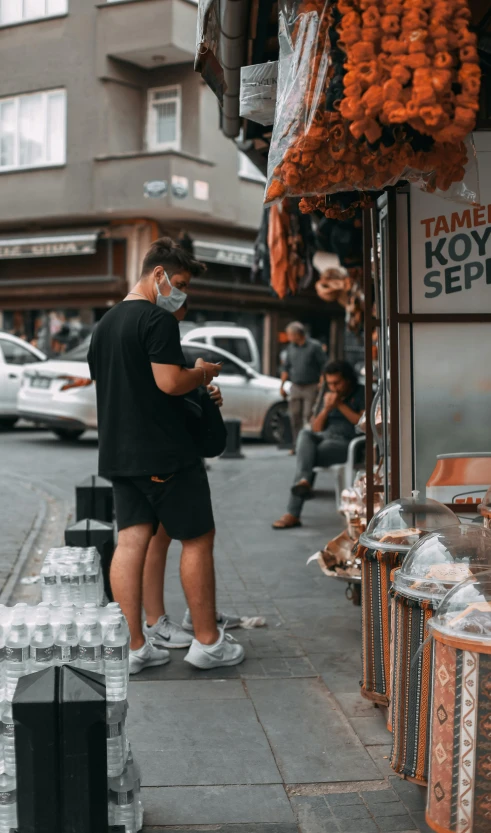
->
[273,360,365,529]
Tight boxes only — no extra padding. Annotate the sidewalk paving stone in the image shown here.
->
[349,712,393,746]
[143,827,300,833]
[129,682,282,786]
[140,785,295,825]
[245,678,381,784]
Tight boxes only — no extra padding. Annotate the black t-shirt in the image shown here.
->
[88,301,199,478]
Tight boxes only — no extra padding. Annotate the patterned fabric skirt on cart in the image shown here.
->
[390,590,436,784]
[359,545,405,706]
[426,634,491,833]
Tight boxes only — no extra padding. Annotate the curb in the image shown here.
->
[0,496,48,605]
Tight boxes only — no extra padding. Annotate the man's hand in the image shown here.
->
[195,357,221,385]
[207,384,223,407]
[280,385,288,400]
[324,391,339,410]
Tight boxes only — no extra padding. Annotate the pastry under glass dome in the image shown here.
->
[393,525,491,601]
[359,492,458,553]
[430,569,491,640]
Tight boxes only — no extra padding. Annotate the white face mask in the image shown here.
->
[155,272,187,313]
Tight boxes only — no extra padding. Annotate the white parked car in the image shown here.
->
[18,337,288,443]
[0,333,46,428]
[180,323,261,372]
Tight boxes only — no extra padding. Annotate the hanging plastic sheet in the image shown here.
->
[240,62,279,126]
[195,0,225,104]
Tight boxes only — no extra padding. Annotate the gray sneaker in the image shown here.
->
[184,628,245,669]
[129,639,170,675]
[182,608,242,633]
[143,615,193,649]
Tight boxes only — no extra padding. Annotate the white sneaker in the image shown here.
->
[129,639,170,675]
[182,608,242,632]
[143,615,192,649]
[184,628,245,669]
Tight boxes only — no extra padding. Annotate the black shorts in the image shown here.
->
[112,460,214,541]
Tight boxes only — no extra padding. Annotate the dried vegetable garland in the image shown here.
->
[336,0,480,145]
[265,0,480,211]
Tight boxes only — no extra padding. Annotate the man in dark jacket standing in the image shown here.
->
[88,237,245,674]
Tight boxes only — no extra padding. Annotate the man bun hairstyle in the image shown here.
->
[141,236,206,278]
[324,359,358,386]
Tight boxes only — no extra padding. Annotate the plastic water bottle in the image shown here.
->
[78,611,103,674]
[0,605,9,703]
[127,749,143,831]
[5,608,30,700]
[40,561,59,604]
[58,559,73,605]
[81,549,101,604]
[0,773,17,833]
[106,702,125,777]
[54,609,79,666]
[104,615,129,701]
[1,705,15,777]
[107,604,130,642]
[30,608,54,672]
[63,561,85,606]
[108,767,136,833]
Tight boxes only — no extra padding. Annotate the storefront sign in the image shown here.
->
[405,141,491,493]
[411,158,491,313]
[144,180,168,198]
[0,233,99,260]
[194,240,254,268]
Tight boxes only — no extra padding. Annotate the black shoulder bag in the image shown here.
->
[183,386,227,458]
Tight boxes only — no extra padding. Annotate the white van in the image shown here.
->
[180,323,261,372]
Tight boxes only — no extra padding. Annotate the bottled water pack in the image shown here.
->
[41,546,104,606]
[0,600,143,832]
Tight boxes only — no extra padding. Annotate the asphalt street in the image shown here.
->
[0,425,431,832]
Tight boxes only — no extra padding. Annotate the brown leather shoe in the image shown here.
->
[272,513,302,530]
[291,479,312,499]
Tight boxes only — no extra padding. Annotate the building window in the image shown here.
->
[238,152,266,183]
[0,0,67,26]
[0,89,66,171]
[147,87,181,152]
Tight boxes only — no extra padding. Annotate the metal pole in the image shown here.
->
[362,207,374,523]
[386,188,400,501]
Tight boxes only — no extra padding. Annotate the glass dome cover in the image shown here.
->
[360,492,457,552]
[394,525,491,601]
[430,569,491,641]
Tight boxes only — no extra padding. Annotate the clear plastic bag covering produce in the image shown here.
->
[265,0,480,207]
[240,62,279,126]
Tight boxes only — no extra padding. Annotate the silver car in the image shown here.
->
[18,338,288,444]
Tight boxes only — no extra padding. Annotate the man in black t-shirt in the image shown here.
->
[88,237,245,673]
[273,361,365,529]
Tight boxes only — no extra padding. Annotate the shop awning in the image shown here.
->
[0,230,101,260]
[193,238,254,268]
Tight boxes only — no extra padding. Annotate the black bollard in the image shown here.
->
[76,476,114,524]
[60,667,108,833]
[221,418,244,460]
[14,667,59,833]
[13,665,124,833]
[276,409,293,450]
[65,518,115,602]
